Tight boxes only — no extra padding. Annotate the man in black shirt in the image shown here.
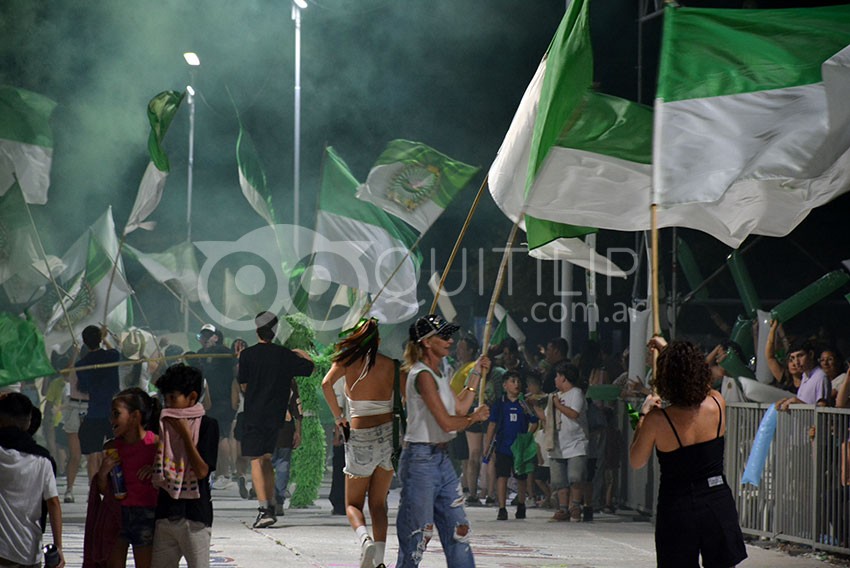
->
[238,312,314,529]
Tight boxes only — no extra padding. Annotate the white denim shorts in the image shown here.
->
[344,421,394,478]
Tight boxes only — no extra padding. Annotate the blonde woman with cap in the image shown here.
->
[395,314,490,568]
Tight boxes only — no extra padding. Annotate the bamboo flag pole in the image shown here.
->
[358,231,427,319]
[429,175,488,314]
[478,221,520,406]
[101,231,128,333]
[22,194,78,349]
[650,204,661,336]
[63,350,234,374]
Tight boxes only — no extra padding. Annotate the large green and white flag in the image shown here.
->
[125,241,199,302]
[124,90,185,234]
[315,147,421,324]
[356,139,479,233]
[0,86,57,205]
[652,4,850,244]
[42,234,132,352]
[237,123,276,226]
[490,0,850,250]
[487,0,640,275]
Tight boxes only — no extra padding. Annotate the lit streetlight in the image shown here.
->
[183,52,199,333]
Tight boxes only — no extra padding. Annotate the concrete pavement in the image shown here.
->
[54,475,829,567]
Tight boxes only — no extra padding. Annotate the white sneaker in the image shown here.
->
[63,490,74,504]
[212,476,233,490]
[360,537,376,568]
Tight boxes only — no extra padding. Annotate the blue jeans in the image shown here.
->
[271,447,292,503]
[396,443,474,568]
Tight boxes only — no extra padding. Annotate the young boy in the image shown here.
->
[152,364,220,568]
[483,371,538,520]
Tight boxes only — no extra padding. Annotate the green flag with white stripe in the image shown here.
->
[0,86,57,205]
[356,139,479,233]
[315,146,421,324]
[237,123,276,226]
[653,4,850,245]
[125,90,185,234]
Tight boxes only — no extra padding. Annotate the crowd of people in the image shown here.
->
[3,307,849,567]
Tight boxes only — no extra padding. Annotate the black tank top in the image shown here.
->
[655,396,725,496]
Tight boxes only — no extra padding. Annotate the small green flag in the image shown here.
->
[0,313,55,386]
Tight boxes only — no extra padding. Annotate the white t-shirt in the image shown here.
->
[405,361,456,444]
[0,447,58,564]
[553,387,589,459]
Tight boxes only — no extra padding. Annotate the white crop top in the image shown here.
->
[404,361,456,444]
[347,396,393,418]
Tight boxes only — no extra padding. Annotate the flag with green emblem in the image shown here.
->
[0,86,57,205]
[356,139,479,233]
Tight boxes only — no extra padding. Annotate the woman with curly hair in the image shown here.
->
[630,336,747,568]
[321,318,395,568]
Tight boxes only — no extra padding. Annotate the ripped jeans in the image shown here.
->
[396,442,474,568]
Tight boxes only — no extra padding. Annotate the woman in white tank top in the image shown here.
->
[321,318,396,568]
[395,314,490,568]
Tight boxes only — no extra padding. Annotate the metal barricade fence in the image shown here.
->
[616,401,850,555]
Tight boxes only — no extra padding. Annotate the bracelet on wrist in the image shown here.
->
[470,370,481,377]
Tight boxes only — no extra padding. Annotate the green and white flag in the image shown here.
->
[356,139,479,233]
[491,0,850,250]
[42,234,132,352]
[237,124,276,226]
[0,86,57,205]
[0,313,55,386]
[315,147,421,324]
[0,184,40,286]
[125,90,185,234]
[125,241,199,302]
[494,303,525,344]
[55,207,131,334]
[487,0,640,275]
[653,4,850,245]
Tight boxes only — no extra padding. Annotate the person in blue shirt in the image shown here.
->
[483,371,538,520]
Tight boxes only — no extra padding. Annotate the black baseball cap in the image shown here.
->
[409,314,460,343]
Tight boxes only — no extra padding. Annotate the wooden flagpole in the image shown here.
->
[429,175,487,314]
[478,222,520,406]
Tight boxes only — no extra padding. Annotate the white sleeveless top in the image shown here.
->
[404,361,457,444]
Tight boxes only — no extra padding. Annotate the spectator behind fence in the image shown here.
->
[776,338,832,411]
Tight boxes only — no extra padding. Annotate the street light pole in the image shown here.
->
[292,0,306,232]
[183,52,200,335]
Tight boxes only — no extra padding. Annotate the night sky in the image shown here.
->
[2,0,849,355]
